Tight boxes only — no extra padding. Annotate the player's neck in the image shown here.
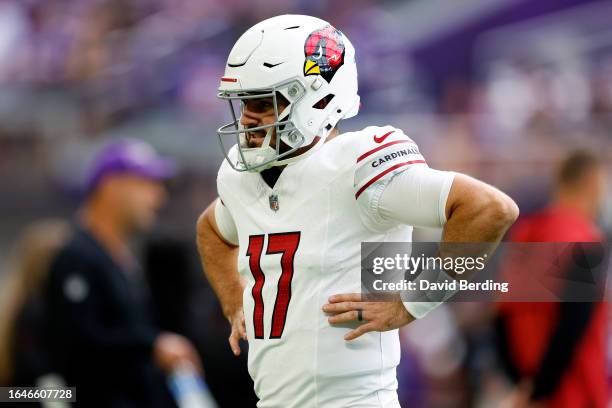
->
[326,127,339,142]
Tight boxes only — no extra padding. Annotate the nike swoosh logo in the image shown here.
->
[373,130,394,143]
[263,62,285,68]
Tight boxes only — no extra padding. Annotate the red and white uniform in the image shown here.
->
[215,126,455,408]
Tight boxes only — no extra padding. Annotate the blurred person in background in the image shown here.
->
[497,150,608,408]
[0,220,69,387]
[42,139,202,408]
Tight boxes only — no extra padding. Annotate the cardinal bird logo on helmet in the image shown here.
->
[303,25,345,83]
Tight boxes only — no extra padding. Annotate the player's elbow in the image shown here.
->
[478,190,519,231]
[450,175,519,231]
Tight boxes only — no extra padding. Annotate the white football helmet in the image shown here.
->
[217,14,360,172]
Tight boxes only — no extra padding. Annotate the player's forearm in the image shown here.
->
[196,207,243,318]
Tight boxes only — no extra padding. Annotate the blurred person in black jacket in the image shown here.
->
[43,139,202,408]
[0,220,69,387]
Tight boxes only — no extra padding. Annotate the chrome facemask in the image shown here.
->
[217,80,307,172]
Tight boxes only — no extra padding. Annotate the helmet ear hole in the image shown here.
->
[312,94,335,110]
[275,91,290,106]
[275,91,290,110]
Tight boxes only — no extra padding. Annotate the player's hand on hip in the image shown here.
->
[227,308,247,356]
[322,293,415,341]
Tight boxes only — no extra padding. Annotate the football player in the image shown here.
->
[197,15,518,408]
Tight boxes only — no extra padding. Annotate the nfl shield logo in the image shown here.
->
[269,194,279,212]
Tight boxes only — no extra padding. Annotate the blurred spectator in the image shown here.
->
[496,150,608,408]
[42,139,202,407]
[0,219,69,386]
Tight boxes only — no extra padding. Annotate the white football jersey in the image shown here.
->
[216,126,444,408]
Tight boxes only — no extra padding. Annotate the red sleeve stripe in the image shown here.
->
[357,140,411,163]
[355,160,426,199]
